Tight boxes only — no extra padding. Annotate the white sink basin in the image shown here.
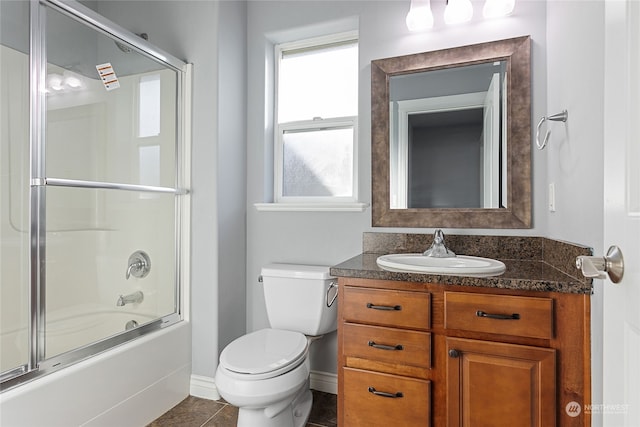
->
[376,254,506,277]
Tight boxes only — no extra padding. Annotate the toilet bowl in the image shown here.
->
[215,329,312,427]
[215,264,337,427]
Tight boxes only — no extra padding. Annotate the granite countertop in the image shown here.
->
[330,253,592,294]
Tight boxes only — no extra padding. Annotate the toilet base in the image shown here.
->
[237,381,312,427]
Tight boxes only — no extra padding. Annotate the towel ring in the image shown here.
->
[535,110,568,150]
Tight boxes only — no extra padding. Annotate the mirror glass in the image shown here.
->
[389,61,507,209]
[372,36,531,228]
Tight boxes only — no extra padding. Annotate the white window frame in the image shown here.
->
[266,31,364,210]
[276,116,358,204]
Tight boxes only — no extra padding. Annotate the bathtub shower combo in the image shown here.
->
[1,0,190,405]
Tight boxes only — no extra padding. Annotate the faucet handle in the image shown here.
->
[126,251,151,280]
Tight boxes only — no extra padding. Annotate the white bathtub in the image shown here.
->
[0,318,190,427]
[1,306,158,369]
[44,307,158,359]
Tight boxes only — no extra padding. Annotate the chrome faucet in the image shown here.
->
[116,290,144,306]
[423,229,456,258]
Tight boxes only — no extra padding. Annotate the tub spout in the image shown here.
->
[117,291,144,306]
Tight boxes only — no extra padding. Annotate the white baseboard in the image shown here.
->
[310,370,337,395]
[190,374,221,401]
[189,370,337,402]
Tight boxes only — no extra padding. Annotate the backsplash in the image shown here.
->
[362,232,593,283]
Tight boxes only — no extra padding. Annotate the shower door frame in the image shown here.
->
[1,0,191,391]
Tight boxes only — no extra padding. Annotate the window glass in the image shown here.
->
[282,127,354,197]
[139,74,161,138]
[278,41,358,122]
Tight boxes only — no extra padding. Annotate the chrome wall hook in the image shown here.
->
[535,109,568,150]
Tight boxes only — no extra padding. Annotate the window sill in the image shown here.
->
[254,202,369,212]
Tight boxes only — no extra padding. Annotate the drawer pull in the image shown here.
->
[368,340,404,351]
[366,303,402,311]
[476,310,520,320]
[368,386,404,398]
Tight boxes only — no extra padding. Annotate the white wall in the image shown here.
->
[246,0,547,376]
[545,2,605,425]
[216,0,248,359]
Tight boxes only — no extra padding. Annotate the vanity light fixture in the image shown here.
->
[45,71,86,94]
[406,0,515,31]
[406,0,435,31]
[443,0,474,25]
[483,0,515,18]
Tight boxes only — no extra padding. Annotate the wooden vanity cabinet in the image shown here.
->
[337,277,591,427]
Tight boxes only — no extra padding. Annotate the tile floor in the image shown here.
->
[148,390,337,427]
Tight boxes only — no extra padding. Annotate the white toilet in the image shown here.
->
[215,263,338,427]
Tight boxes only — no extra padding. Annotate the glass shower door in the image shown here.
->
[0,0,31,379]
[38,2,183,360]
[1,0,188,390]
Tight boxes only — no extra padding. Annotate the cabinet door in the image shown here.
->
[446,337,555,427]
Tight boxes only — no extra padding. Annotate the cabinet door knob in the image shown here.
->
[448,349,461,358]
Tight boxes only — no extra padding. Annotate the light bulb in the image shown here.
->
[406,0,434,32]
[444,0,473,25]
[47,74,64,92]
[483,0,515,18]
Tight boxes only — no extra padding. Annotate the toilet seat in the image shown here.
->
[219,329,308,380]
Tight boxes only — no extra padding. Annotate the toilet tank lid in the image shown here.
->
[261,263,334,280]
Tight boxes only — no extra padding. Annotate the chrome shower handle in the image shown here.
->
[126,250,151,280]
[126,261,143,280]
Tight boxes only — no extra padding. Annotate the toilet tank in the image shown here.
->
[261,264,338,336]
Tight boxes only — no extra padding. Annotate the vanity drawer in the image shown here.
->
[343,323,431,368]
[444,292,553,339]
[343,287,431,330]
[343,367,431,427]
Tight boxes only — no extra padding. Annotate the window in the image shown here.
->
[274,32,359,206]
[138,73,161,138]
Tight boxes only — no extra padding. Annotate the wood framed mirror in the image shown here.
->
[371,36,531,228]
